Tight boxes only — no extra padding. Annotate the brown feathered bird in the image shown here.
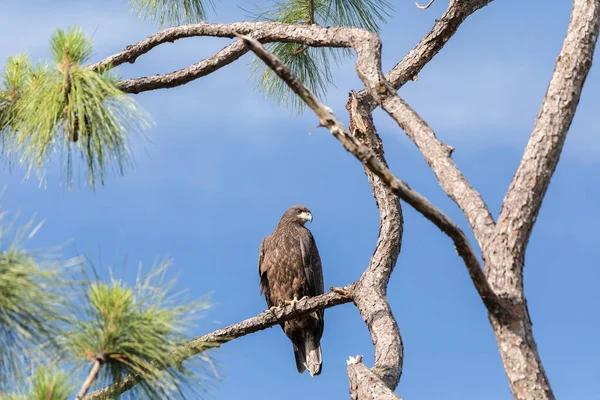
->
[258,205,325,376]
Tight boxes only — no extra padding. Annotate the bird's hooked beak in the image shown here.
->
[299,211,313,224]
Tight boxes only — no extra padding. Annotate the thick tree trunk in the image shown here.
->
[488,308,553,400]
[484,1,599,398]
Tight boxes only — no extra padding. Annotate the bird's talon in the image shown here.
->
[284,296,300,310]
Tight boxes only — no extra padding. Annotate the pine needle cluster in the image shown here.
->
[249,0,393,112]
[0,27,151,188]
[56,260,212,398]
[130,0,215,26]
[0,209,213,399]
[0,214,70,393]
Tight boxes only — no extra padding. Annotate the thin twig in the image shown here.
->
[76,360,102,399]
[415,0,436,10]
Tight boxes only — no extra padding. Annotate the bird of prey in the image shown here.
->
[258,205,325,376]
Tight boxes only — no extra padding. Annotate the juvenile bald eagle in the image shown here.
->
[258,205,324,376]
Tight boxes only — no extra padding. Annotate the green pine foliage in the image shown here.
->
[56,260,212,399]
[129,0,214,26]
[323,0,393,31]
[250,43,335,113]
[249,0,393,113]
[0,248,213,399]
[0,363,73,400]
[29,367,73,400]
[0,27,152,188]
[0,214,71,392]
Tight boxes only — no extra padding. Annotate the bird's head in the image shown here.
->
[281,205,313,226]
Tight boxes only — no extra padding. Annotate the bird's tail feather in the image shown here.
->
[293,343,306,374]
[293,331,322,376]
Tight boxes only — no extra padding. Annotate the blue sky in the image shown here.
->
[1,0,599,399]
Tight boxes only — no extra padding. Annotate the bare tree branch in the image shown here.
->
[118,40,249,94]
[84,287,354,399]
[355,1,498,247]
[347,356,403,400]
[349,29,496,248]
[89,22,354,73]
[92,1,495,99]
